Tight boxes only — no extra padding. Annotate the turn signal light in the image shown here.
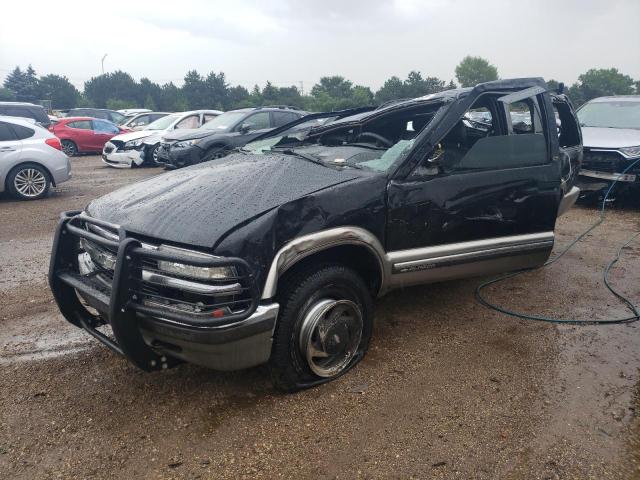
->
[212,309,225,318]
[45,137,62,151]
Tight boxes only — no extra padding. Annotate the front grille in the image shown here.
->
[103,144,115,154]
[79,220,255,319]
[110,140,125,150]
[582,149,625,173]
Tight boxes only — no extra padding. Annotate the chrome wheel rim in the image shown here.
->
[152,145,159,162]
[14,168,46,197]
[62,142,74,156]
[299,299,363,378]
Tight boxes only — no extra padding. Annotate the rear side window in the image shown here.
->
[272,111,300,127]
[92,119,119,134]
[68,120,92,129]
[243,112,271,130]
[129,115,149,127]
[203,113,218,123]
[175,115,199,129]
[11,123,35,140]
[0,122,16,141]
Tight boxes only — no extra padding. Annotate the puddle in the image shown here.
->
[0,311,95,364]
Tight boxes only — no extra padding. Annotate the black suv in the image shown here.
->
[66,108,126,125]
[49,79,581,391]
[155,106,307,169]
[0,102,50,128]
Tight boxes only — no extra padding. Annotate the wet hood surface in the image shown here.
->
[86,153,362,248]
[582,127,640,149]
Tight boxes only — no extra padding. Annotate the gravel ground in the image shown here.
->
[0,155,639,479]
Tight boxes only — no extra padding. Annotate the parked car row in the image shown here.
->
[2,91,639,204]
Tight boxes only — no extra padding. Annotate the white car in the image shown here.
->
[120,112,170,131]
[102,110,222,168]
[577,96,640,198]
[117,108,152,116]
[0,116,71,200]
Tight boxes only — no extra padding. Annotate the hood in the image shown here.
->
[86,153,362,248]
[582,127,640,149]
[110,130,155,143]
[162,128,216,142]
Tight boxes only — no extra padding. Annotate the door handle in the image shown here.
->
[0,146,15,152]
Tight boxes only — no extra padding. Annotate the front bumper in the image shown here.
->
[48,211,275,372]
[155,143,204,169]
[579,169,637,183]
[102,142,144,168]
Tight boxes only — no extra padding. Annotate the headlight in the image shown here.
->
[80,237,116,271]
[124,138,144,149]
[619,146,640,158]
[173,139,200,148]
[157,245,236,280]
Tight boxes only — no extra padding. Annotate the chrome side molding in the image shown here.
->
[261,228,555,299]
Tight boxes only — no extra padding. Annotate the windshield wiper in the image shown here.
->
[277,148,327,167]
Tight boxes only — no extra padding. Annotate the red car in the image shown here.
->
[50,117,130,157]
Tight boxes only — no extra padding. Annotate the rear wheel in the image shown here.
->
[61,140,77,157]
[269,263,374,392]
[7,163,50,200]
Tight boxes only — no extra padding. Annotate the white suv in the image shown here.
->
[0,116,71,200]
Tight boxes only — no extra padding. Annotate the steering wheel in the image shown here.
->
[356,132,394,148]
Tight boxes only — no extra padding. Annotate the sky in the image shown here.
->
[1,0,639,92]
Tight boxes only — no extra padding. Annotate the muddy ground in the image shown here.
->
[0,155,639,479]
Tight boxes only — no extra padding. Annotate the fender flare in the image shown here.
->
[261,226,388,300]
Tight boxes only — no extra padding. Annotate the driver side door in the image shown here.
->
[385,87,561,288]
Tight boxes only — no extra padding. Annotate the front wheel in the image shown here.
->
[269,263,374,392]
[202,145,230,162]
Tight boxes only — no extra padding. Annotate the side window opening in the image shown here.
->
[417,91,549,176]
[506,99,543,135]
[553,101,581,148]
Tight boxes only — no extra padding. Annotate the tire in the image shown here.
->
[61,140,77,157]
[269,263,374,392]
[148,143,160,166]
[7,163,51,200]
[202,144,230,162]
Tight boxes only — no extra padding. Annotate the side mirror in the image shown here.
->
[239,123,252,133]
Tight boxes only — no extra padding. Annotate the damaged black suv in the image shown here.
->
[49,79,581,391]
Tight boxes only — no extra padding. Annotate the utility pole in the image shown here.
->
[299,81,304,96]
[101,54,108,75]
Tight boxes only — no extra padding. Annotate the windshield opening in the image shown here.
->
[201,111,247,132]
[146,114,180,130]
[244,103,443,172]
[577,100,640,130]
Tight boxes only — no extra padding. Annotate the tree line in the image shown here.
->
[1,56,638,113]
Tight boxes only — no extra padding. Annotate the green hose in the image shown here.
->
[475,157,640,325]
